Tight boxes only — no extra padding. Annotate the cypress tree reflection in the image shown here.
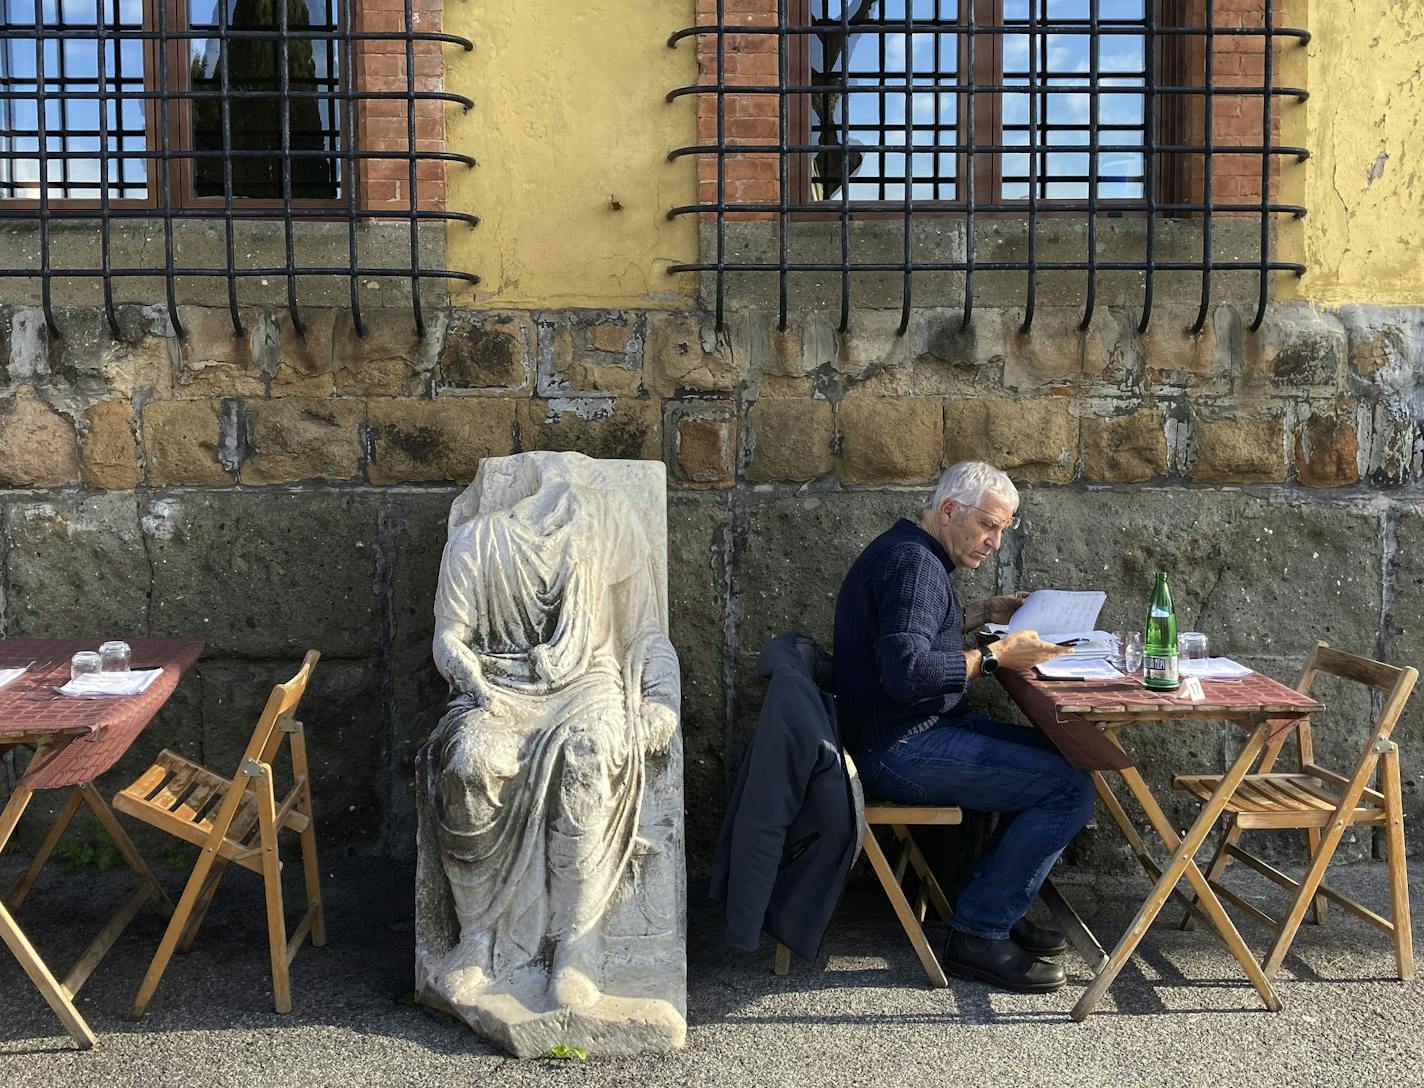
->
[191,0,338,199]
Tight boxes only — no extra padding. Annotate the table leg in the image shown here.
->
[6,788,84,909]
[0,899,97,1049]
[1071,722,1279,1021]
[1091,771,1223,937]
[79,785,174,918]
[0,781,98,1049]
[0,781,35,853]
[1039,877,1108,974]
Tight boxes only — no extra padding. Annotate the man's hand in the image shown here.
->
[991,629,1069,672]
[986,591,1032,625]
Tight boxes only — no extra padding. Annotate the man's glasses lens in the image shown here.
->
[965,503,1020,531]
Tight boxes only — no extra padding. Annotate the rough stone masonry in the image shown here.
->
[1,296,1422,873]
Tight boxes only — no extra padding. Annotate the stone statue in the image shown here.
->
[414,451,686,1057]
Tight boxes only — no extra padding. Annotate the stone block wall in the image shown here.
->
[2,297,1422,871]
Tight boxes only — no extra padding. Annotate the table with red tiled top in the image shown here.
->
[996,664,1323,1022]
[0,638,203,1049]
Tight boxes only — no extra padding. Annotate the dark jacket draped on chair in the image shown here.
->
[709,633,860,962]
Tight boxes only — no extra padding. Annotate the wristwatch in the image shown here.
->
[980,644,1000,675]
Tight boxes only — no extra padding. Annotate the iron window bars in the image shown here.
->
[0,0,476,339]
[666,0,1309,336]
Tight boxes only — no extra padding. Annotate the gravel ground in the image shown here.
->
[2,853,1420,1087]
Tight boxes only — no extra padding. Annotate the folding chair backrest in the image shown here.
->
[1294,642,1417,785]
[242,650,320,770]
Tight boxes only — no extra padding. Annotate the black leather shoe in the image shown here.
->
[941,929,1067,993]
[1010,917,1069,958]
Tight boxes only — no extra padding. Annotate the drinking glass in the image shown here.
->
[1178,632,1210,661]
[70,651,102,681]
[99,641,132,673]
[1112,631,1144,675]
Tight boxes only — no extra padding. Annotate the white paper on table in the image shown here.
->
[0,667,26,690]
[1034,657,1123,681]
[982,589,1107,643]
[57,668,163,698]
[1179,657,1253,680]
[1050,633,1120,658]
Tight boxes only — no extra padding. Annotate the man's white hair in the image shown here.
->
[926,461,1019,514]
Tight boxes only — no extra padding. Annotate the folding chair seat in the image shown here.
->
[114,651,327,1017]
[1172,642,1417,981]
[775,797,963,988]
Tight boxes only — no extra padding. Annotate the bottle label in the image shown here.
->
[1144,653,1179,685]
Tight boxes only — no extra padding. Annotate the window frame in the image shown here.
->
[788,0,1189,219]
[0,0,350,211]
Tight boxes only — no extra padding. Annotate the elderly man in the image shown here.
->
[832,460,1095,994]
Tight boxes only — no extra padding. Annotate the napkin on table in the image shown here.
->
[1179,657,1253,680]
[57,668,164,698]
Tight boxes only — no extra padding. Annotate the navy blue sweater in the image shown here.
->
[832,518,969,752]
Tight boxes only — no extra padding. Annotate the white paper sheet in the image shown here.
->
[57,668,163,698]
[1179,657,1254,680]
[983,589,1107,643]
[0,667,26,690]
[1034,658,1124,681]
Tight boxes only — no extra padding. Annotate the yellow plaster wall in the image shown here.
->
[442,1,699,309]
[1282,0,1424,305]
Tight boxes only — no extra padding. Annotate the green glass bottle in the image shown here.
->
[1143,570,1180,691]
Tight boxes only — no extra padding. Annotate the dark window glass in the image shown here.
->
[188,0,341,199]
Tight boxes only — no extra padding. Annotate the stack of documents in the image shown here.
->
[58,668,163,698]
[1049,634,1120,659]
[983,590,1108,645]
[1035,658,1124,681]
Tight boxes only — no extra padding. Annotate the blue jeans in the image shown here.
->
[855,713,1095,941]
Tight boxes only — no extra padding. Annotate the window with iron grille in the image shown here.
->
[0,0,476,337]
[667,0,1308,335]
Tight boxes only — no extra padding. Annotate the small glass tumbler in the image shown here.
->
[1112,631,1145,675]
[70,651,102,681]
[1178,632,1210,661]
[99,641,132,673]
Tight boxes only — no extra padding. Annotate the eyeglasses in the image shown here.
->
[960,503,1021,532]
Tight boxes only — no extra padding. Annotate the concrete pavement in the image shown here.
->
[2,854,1421,1087]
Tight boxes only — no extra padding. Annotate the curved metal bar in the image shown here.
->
[1192,0,1216,336]
[1021,0,1039,335]
[898,0,913,338]
[94,7,118,337]
[403,0,424,337]
[961,0,976,333]
[1138,2,1156,335]
[836,0,850,334]
[276,0,304,339]
[1250,0,1276,334]
[154,0,182,341]
[1079,0,1100,333]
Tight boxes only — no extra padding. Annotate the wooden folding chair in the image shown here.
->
[1173,642,1417,981]
[775,801,962,987]
[114,651,327,1017]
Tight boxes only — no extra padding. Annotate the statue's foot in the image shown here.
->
[437,938,494,996]
[548,966,601,1010]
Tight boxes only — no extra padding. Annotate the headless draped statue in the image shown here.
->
[414,452,687,1057]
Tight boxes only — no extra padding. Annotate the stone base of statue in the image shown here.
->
[414,452,686,1058]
